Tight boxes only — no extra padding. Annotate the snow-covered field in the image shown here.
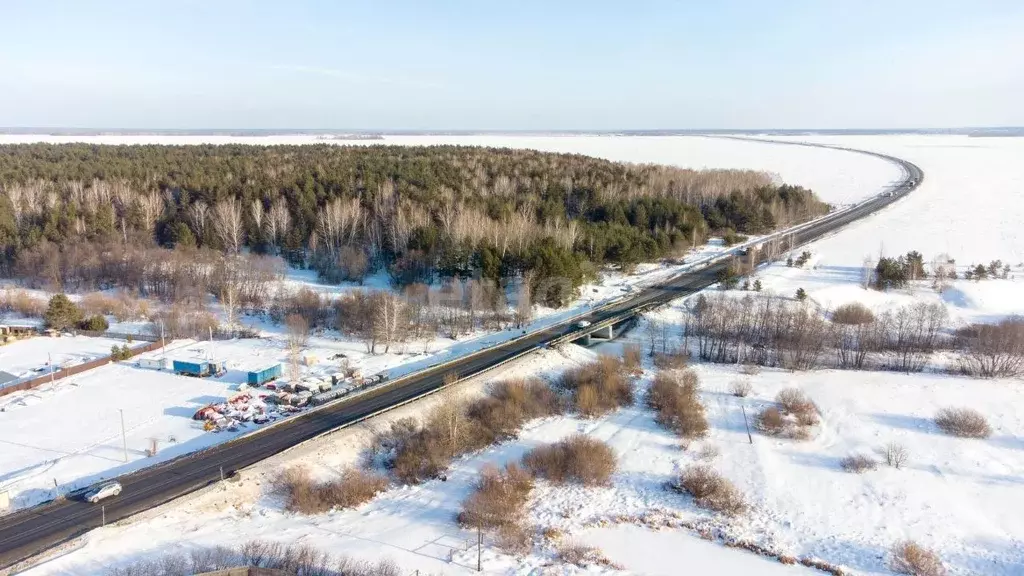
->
[4,134,1024,574]
[771,135,1024,268]
[21,340,1024,576]
[0,334,129,381]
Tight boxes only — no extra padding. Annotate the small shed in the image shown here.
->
[138,357,170,370]
[301,353,318,367]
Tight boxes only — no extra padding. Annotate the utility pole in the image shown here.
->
[119,409,128,462]
[48,353,55,385]
[101,505,105,526]
[477,524,482,572]
[741,405,753,445]
[160,321,165,355]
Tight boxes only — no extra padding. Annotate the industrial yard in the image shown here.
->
[0,334,391,513]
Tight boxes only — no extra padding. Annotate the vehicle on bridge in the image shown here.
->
[576,320,591,328]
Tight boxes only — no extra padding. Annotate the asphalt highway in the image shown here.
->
[0,142,923,570]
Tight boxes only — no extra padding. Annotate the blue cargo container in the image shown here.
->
[173,359,211,377]
[247,363,283,386]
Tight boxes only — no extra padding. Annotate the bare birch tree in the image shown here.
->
[213,197,245,254]
[189,201,209,242]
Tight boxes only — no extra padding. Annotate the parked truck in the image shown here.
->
[247,363,283,386]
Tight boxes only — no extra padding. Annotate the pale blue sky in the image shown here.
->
[1,0,1021,129]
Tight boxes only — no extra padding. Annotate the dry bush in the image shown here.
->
[622,343,643,374]
[832,302,875,325]
[934,407,992,438]
[0,288,46,318]
[776,388,818,425]
[800,557,848,575]
[756,388,819,439]
[381,377,563,484]
[677,465,746,516]
[271,285,330,327]
[890,540,946,576]
[647,369,708,439]
[653,350,689,370]
[390,428,450,484]
[541,526,564,541]
[955,317,1024,377]
[151,304,222,339]
[276,466,388,514]
[885,441,910,469]
[366,417,418,469]
[557,541,603,568]
[523,435,617,486]
[697,443,721,461]
[458,463,534,530]
[80,291,145,322]
[559,356,633,417]
[106,539,401,576]
[755,406,785,435]
[494,522,533,555]
[730,379,752,397]
[739,363,761,376]
[840,454,878,473]
[467,378,564,446]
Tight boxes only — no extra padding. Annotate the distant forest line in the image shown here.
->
[0,144,828,306]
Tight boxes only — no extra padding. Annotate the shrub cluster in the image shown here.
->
[652,349,690,370]
[559,356,634,417]
[467,379,564,442]
[955,317,1024,377]
[523,435,617,486]
[106,539,401,576]
[730,379,752,397]
[622,343,643,375]
[80,291,151,322]
[647,369,708,439]
[687,293,948,372]
[375,378,563,484]
[889,540,946,576]
[556,541,621,569]
[839,454,878,474]
[110,344,134,361]
[0,288,46,318]
[457,463,534,534]
[934,407,991,438]
[276,467,388,515]
[756,388,819,440]
[676,465,746,516]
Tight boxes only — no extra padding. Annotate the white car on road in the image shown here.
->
[576,320,592,328]
[85,481,122,503]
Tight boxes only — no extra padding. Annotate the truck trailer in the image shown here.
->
[173,359,211,377]
[247,363,283,386]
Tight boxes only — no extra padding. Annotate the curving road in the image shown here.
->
[0,140,922,571]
